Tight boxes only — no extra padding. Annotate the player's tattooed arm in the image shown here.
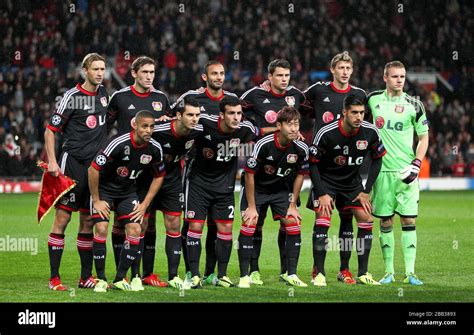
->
[242,172,259,225]
[88,166,110,220]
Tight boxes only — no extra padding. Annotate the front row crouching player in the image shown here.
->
[238,106,309,288]
[88,111,166,292]
[308,95,386,286]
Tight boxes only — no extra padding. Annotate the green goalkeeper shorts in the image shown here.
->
[371,171,419,218]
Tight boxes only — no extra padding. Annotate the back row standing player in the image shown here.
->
[45,53,108,290]
[240,59,306,284]
[304,51,367,285]
[107,56,171,287]
[368,61,429,285]
[173,61,238,286]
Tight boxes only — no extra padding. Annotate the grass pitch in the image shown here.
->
[0,190,473,302]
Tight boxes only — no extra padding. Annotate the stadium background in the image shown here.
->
[0,0,473,305]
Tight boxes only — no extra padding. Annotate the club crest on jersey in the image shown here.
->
[375,116,385,129]
[287,154,298,164]
[140,154,152,165]
[100,96,107,107]
[229,138,240,147]
[285,96,295,106]
[265,110,277,124]
[116,166,129,177]
[152,101,162,111]
[203,148,215,159]
[322,111,334,123]
[187,211,195,219]
[356,140,368,150]
[395,105,405,113]
[185,139,195,150]
[264,165,276,174]
[334,155,347,166]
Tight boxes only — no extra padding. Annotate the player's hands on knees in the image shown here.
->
[286,203,302,223]
[353,192,372,214]
[243,207,259,226]
[93,200,110,220]
[130,202,146,224]
[318,194,334,218]
[48,161,60,177]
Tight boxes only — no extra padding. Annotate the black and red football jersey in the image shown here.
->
[92,131,165,197]
[309,119,386,195]
[244,132,310,193]
[47,84,109,161]
[107,85,170,134]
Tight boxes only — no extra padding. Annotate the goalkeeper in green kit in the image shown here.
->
[367,61,429,285]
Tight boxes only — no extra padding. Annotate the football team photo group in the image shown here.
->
[0,3,472,322]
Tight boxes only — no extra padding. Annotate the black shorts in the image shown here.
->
[307,182,364,213]
[184,180,234,225]
[55,151,90,213]
[91,193,139,225]
[153,179,183,216]
[239,186,291,221]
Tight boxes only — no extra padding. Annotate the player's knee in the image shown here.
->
[401,217,416,226]
[165,215,180,233]
[53,209,71,230]
[315,216,331,228]
[94,222,108,237]
[125,223,141,237]
[78,214,94,233]
[380,217,394,228]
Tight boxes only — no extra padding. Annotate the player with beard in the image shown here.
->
[172,61,239,286]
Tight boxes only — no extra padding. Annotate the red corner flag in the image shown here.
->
[37,161,76,224]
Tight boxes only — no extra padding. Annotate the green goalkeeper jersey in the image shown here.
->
[367,90,429,172]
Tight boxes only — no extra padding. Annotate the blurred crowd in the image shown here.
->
[0,0,472,178]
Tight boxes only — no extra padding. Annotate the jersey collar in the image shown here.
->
[205,88,224,101]
[270,87,286,98]
[131,85,151,97]
[130,131,148,149]
[76,83,97,96]
[330,82,351,93]
[338,118,360,137]
[274,131,292,151]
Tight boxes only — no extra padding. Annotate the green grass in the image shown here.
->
[0,191,473,302]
